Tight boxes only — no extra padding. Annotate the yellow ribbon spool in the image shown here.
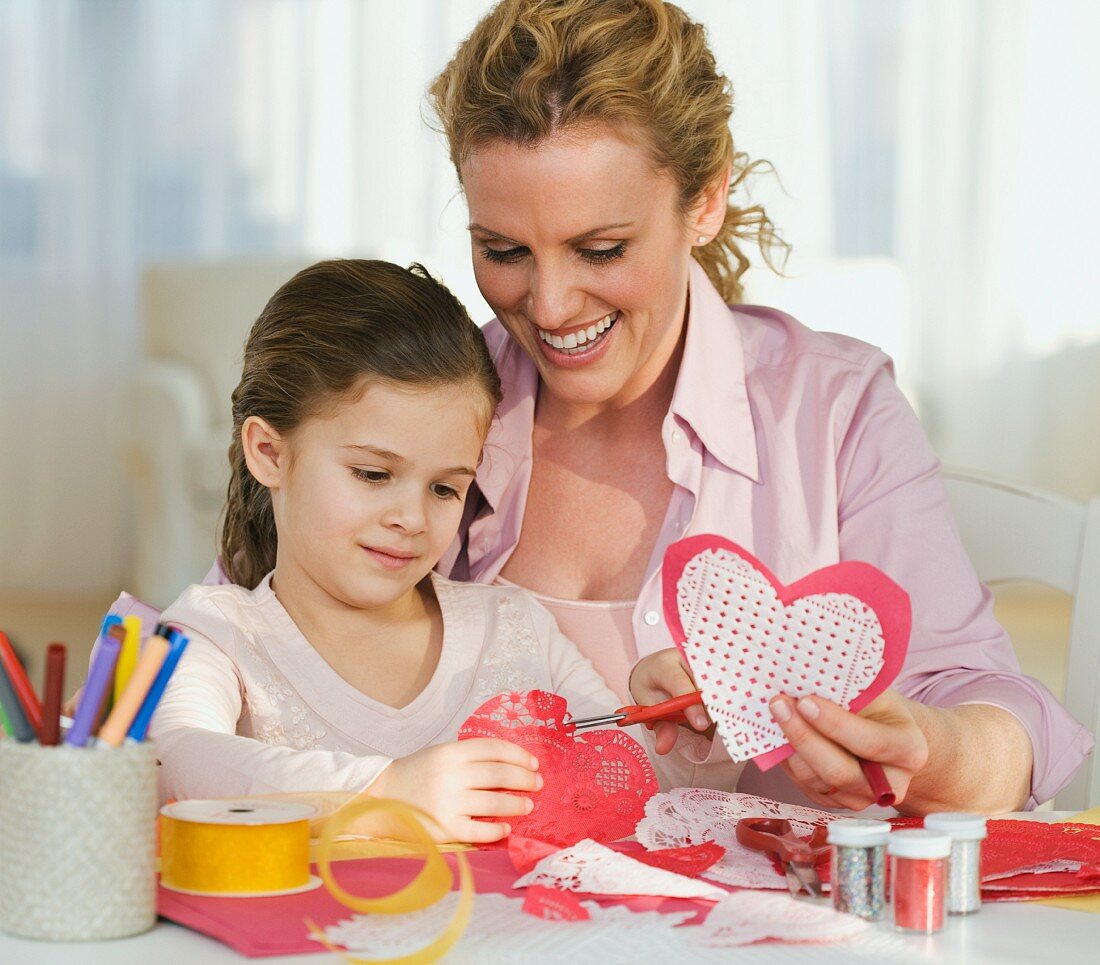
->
[160,799,319,897]
[308,796,474,964]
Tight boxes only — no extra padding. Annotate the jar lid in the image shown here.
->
[826,818,892,847]
[887,829,952,859]
[923,812,988,840]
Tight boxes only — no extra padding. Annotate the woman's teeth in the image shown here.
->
[537,312,618,354]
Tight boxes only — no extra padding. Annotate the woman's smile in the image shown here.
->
[534,311,620,365]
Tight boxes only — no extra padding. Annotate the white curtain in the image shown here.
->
[2,0,1098,594]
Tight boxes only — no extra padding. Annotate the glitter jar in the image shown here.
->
[888,830,951,934]
[923,812,987,915]
[827,819,891,921]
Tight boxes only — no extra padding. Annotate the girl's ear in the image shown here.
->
[688,163,732,243]
[241,416,285,489]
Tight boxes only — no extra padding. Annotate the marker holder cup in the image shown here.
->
[0,740,158,941]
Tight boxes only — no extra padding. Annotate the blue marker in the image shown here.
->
[126,630,190,742]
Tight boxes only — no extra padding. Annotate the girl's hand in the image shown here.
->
[769,688,929,809]
[367,738,542,843]
[628,648,711,754]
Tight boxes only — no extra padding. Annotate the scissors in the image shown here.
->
[736,818,829,898]
[569,690,706,730]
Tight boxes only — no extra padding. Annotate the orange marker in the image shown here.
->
[97,633,170,747]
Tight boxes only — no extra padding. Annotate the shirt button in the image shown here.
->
[643,610,660,626]
[671,429,682,444]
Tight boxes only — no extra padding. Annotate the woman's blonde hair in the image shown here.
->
[429,0,787,303]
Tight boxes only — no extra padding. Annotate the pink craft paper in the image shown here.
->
[157,845,715,958]
[662,535,910,770]
[458,690,658,846]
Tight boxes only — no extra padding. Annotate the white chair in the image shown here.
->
[116,257,315,607]
[942,467,1100,810]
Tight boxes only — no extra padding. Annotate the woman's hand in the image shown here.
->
[769,689,929,809]
[628,648,712,754]
[366,738,542,843]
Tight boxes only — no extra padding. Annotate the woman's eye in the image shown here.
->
[579,242,626,264]
[351,468,389,484]
[480,245,527,265]
[431,483,461,500]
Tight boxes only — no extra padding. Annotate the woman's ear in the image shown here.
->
[241,416,285,489]
[689,163,732,243]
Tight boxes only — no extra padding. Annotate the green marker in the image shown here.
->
[0,698,11,736]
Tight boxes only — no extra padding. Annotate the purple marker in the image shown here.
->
[65,635,122,747]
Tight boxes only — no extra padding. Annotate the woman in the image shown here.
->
[427,0,1091,813]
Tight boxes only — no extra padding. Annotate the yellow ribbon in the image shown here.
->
[307,797,474,964]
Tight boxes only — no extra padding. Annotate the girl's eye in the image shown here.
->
[579,242,626,264]
[480,245,527,265]
[351,468,389,484]
[431,483,461,501]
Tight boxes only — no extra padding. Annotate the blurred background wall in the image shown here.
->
[1,0,1098,689]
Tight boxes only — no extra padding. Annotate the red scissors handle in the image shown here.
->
[615,690,705,727]
[735,818,829,865]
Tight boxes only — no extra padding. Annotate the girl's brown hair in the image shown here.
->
[429,0,788,303]
[221,259,502,589]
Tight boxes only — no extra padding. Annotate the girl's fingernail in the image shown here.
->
[525,798,534,813]
[534,774,544,790]
[771,697,792,723]
[530,756,540,770]
[502,825,511,836]
[797,697,820,720]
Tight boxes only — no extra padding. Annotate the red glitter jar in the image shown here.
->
[887,830,951,934]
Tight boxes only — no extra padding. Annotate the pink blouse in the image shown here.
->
[438,259,1093,807]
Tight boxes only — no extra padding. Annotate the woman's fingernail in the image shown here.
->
[771,697,792,723]
[798,697,820,720]
[690,710,708,730]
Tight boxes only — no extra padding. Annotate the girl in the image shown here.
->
[150,259,663,843]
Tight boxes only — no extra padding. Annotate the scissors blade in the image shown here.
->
[786,861,825,898]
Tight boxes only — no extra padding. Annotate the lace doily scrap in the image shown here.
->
[662,536,909,770]
[636,788,834,890]
[695,890,869,947]
[514,839,727,901]
[458,691,658,847]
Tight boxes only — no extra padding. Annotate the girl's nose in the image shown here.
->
[526,257,584,332]
[381,494,427,534]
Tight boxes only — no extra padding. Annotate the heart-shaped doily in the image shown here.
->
[662,536,910,770]
[458,690,658,846]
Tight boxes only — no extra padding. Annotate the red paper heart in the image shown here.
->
[633,842,727,877]
[522,885,591,921]
[458,690,658,847]
[663,536,910,770]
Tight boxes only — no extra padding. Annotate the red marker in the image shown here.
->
[39,643,67,746]
[0,630,43,731]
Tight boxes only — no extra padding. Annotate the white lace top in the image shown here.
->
[151,572,632,803]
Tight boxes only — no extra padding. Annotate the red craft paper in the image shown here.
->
[662,535,910,770]
[508,835,561,875]
[521,885,591,921]
[458,690,658,847]
[157,845,714,958]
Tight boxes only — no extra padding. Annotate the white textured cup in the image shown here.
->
[0,740,158,940]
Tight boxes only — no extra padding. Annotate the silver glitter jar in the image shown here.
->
[827,818,892,921]
[924,812,987,915]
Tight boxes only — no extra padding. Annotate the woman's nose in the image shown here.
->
[526,258,584,331]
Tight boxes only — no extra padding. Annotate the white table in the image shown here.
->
[2,902,1100,965]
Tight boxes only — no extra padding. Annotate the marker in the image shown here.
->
[39,643,67,746]
[0,658,36,742]
[0,630,43,731]
[97,632,170,747]
[126,630,189,742]
[0,699,12,737]
[66,635,122,747]
[113,615,142,705]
